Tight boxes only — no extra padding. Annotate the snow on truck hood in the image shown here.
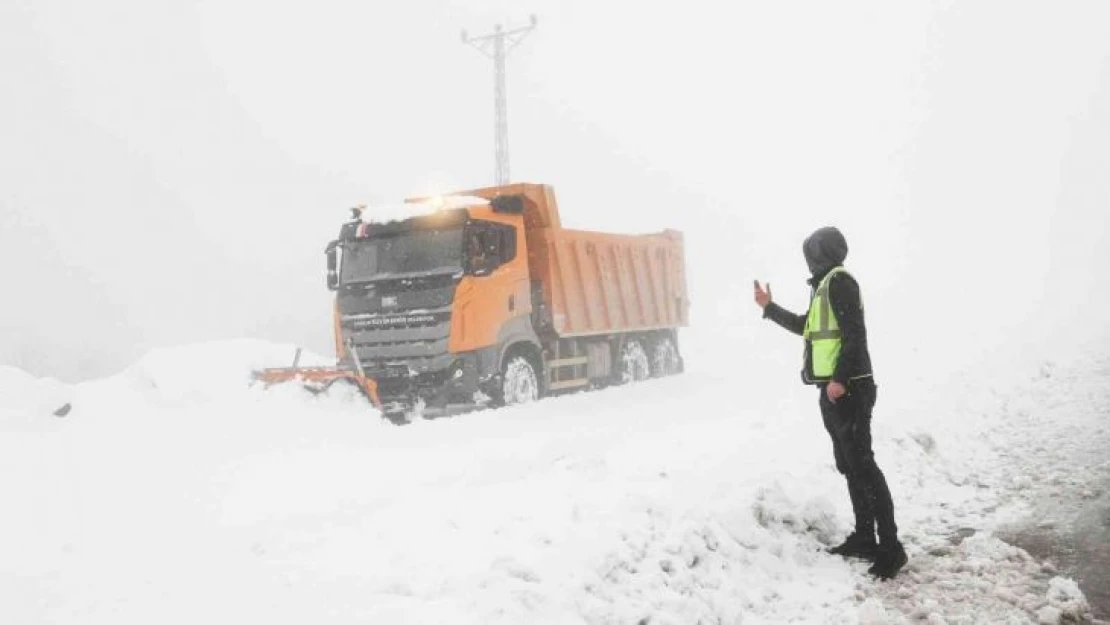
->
[358,195,491,225]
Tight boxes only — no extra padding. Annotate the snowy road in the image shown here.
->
[993,357,1110,623]
[0,339,1102,624]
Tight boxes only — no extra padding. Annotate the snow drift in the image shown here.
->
[2,337,1102,623]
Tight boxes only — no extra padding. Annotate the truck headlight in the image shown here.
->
[449,359,466,380]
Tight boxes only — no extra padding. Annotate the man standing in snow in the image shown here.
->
[753,226,907,580]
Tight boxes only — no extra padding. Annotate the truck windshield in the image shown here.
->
[340,228,463,282]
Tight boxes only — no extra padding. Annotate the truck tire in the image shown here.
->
[501,355,540,406]
[651,336,682,377]
[620,340,651,383]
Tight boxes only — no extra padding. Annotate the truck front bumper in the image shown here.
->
[372,353,487,413]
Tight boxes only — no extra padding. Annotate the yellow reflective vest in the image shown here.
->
[803,266,850,381]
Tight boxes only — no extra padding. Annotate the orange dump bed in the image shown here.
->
[444,183,690,339]
[531,227,689,337]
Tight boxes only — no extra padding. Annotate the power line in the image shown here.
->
[462,15,537,186]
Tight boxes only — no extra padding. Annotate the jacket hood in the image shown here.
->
[803,227,848,277]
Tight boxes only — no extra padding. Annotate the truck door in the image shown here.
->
[449,219,531,353]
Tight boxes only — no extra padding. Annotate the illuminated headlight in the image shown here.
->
[450,360,466,380]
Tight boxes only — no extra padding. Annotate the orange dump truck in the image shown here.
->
[256,183,689,418]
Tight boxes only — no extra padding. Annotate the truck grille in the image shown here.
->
[342,307,452,371]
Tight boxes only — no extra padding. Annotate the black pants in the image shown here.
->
[819,379,899,545]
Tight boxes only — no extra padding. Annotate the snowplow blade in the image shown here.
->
[251,366,382,409]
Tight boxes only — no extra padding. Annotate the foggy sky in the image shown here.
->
[3,0,1108,382]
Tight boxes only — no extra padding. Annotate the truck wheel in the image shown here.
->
[620,340,651,383]
[501,355,540,405]
[651,337,682,377]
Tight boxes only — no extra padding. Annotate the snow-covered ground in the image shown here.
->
[1,337,1102,624]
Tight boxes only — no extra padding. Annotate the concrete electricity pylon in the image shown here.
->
[462,15,537,186]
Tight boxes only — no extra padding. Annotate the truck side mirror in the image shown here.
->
[325,240,340,290]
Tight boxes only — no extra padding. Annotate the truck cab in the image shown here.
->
[327,192,538,413]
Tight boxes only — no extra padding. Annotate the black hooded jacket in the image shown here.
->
[762,227,874,385]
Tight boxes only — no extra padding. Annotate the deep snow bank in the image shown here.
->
[118,339,335,404]
[0,365,73,426]
[1,338,1100,624]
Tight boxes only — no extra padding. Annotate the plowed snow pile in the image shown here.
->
[1,338,1101,624]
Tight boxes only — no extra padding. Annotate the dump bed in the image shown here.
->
[530,227,688,337]
[443,183,690,338]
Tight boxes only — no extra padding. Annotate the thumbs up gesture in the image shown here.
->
[753,280,772,309]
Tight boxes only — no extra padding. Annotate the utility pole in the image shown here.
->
[462,15,537,186]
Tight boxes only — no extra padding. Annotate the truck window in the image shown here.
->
[466,222,517,275]
[500,224,517,263]
[340,227,464,283]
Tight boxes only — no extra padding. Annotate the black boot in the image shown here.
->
[867,540,907,580]
[827,532,878,560]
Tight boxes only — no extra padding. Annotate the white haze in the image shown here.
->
[2,0,1108,382]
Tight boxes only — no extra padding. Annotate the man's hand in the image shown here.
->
[826,381,847,403]
[753,280,772,309]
